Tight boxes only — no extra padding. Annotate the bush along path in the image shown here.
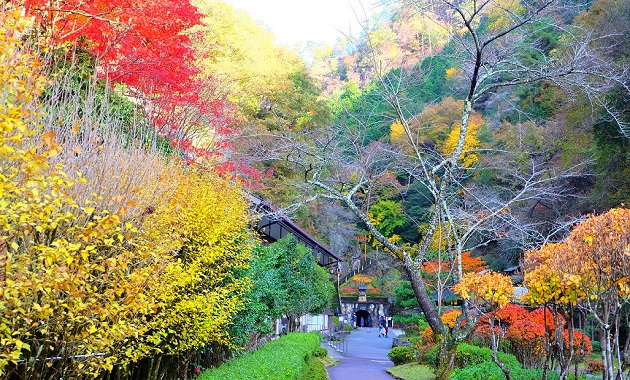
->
[199,333,328,380]
[326,327,403,380]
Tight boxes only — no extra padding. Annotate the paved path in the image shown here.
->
[324,328,403,380]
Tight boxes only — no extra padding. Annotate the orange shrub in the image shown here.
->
[528,307,565,330]
[506,318,547,369]
[587,360,604,373]
[441,309,462,329]
[422,326,435,344]
[563,330,592,362]
[494,304,528,326]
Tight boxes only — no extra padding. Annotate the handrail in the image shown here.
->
[339,259,374,285]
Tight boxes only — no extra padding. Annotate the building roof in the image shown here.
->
[504,265,521,273]
[250,195,341,267]
[430,288,460,300]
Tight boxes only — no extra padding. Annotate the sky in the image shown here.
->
[222,0,382,48]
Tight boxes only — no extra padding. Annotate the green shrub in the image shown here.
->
[199,333,327,380]
[344,324,353,331]
[591,340,601,352]
[422,344,440,366]
[312,347,328,358]
[451,353,588,380]
[388,346,415,365]
[393,314,428,328]
[418,344,438,366]
[304,356,328,380]
[454,343,520,369]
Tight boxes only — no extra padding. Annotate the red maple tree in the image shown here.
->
[20,0,201,96]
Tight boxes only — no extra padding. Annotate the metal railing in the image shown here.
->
[322,331,349,356]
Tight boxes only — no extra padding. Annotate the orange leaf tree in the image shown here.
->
[523,208,630,380]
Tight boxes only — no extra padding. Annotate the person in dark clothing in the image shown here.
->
[378,316,386,337]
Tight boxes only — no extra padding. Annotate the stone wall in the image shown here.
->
[340,297,391,327]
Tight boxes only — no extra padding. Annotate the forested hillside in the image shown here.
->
[244,0,630,271]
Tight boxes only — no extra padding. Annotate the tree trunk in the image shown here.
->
[435,335,457,380]
[490,318,511,380]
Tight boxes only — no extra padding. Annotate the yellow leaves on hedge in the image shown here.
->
[454,271,513,309]
[140,164,255,354]
[1,6,255,375]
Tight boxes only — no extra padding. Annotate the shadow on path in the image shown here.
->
[324,328,402,380]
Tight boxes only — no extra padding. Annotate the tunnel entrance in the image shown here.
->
[355,309,371,328]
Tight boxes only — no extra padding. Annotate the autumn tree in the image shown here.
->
[454,272,514,379]
[0,7,257,378]
[0,10,167,377]
[524,208,630,380]
[18,0,201,96]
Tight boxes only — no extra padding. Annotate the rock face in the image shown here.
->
[391,334,410,349]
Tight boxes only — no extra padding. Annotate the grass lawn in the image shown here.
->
[387,363,435,380]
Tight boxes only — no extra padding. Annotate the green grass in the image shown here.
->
[387,363,436,380]
[199,333,327,380]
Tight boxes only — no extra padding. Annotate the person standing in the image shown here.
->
[378,316,386,337]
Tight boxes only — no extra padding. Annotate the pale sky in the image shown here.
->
[223,0,381,48]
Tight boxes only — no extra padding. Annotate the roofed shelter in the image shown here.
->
[250,195,340,268]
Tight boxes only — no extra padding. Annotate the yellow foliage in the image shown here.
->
[390,119,406,144]
[454,272,514,309]
[352,274,372,284]
[0,7,255,376]
[523,208,630,307]
[139,165,255,354]
[445,67,459,79]
[442,111,483,167]
[441,309,462,329]
[398,97,485,166]
[483,0,526,32]
[1,8,162,375]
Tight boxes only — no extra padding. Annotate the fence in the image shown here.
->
[322,331,349,356]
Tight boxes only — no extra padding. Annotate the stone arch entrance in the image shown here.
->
[356,309,370,328]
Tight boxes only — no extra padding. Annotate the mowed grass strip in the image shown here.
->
[387,362,436,380]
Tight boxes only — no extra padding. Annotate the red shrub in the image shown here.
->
[506,318,547,369]
[471,323,503,347]
[528,307,565,330]
[563,329,593,361]
[495,304,528,326]
[587,360,603,373]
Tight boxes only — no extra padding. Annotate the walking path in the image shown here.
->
[324,327,403,380]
